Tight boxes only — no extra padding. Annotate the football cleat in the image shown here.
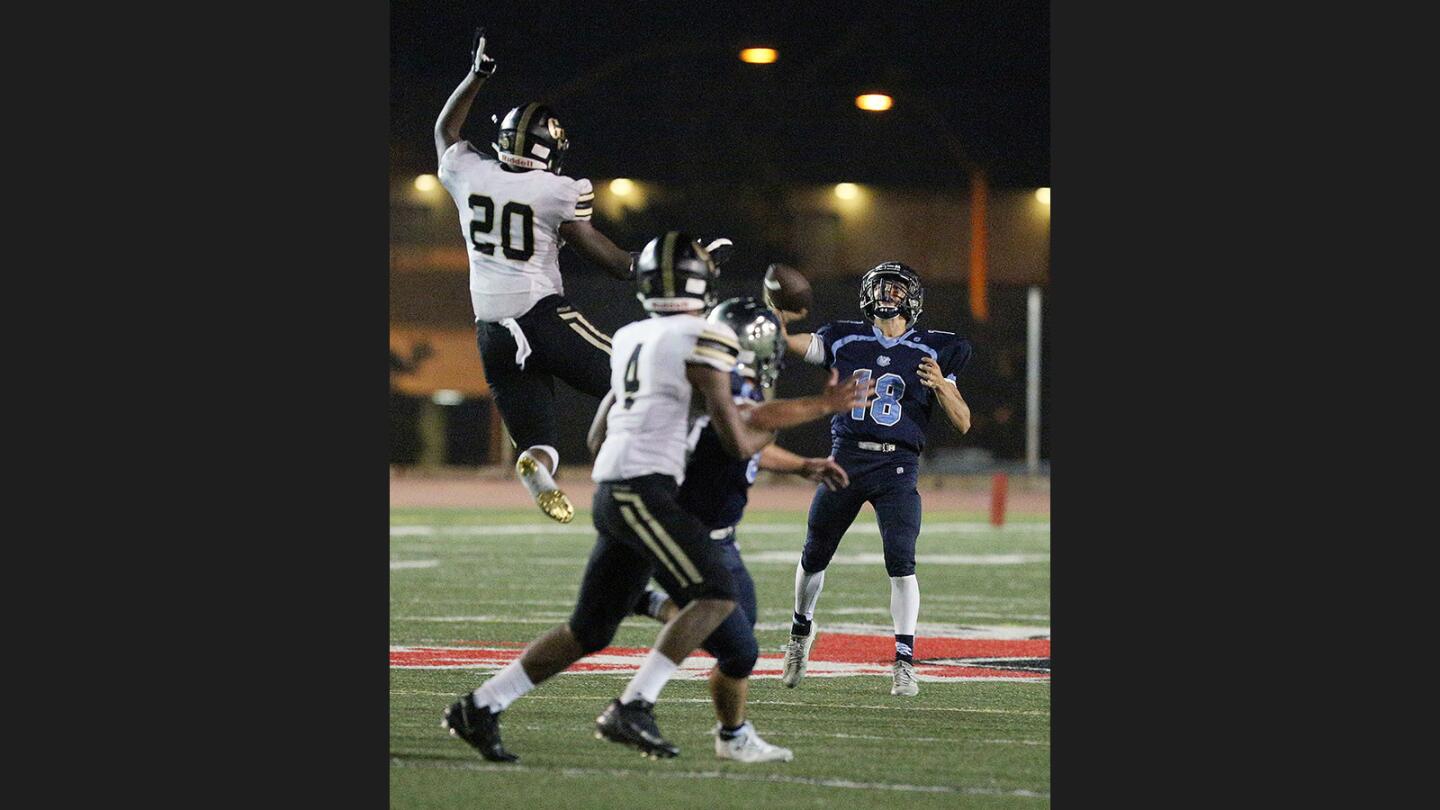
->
[516,451,574,524]
[713,722,794,763]
[780,624,818,688]
[442,694,519,762]
[595,698,679,759]
[890,659,919,697]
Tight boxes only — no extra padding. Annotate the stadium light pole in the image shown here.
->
[1026,286,1042,475]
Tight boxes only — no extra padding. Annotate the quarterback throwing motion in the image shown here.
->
[780,261,974,696]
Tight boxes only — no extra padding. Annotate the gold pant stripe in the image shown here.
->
[560,311,612,344]
[568,323,613,355]
[617,502,690,586]
[614,491,704,583]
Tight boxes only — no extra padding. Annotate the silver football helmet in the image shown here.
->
[707,296,784,389]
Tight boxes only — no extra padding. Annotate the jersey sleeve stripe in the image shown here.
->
[687,348,737,371]
[694,337,740,357]
[697,330,741,350]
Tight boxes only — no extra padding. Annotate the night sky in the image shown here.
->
[391,0,1049,189]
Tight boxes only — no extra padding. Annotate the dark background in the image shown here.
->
[390,0,1048,189]
[390,0,1051,471]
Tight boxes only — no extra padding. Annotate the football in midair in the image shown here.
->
[763,263,813,317]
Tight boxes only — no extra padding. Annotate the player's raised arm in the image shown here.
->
[434,28,497,165]
[558,220,635,280]
[917,356,971,434]
[687,364,777,459]
[743,368,873,432]
[775,316,825,364]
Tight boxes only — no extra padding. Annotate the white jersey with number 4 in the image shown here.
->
[437,141,594,322]
[592,314,741,486]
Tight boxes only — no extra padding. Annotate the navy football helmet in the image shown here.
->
[859,261,924,325]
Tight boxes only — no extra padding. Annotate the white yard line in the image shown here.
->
[389,757,1049,799]
[395,693,1050,713]
[514,552,1048,567]
[392,615,566,624]
[743,551,1048,565]
[391,521,1049,538]
[389,560,440,570]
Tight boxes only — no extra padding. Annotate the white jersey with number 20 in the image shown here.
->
[437,141,594,322]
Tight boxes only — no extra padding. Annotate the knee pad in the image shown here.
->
[715,633,759,679]
[884,557,916,578]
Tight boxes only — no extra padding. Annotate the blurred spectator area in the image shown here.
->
[391,176,1049,471]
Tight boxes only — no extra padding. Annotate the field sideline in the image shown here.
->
[390,499,1050,808]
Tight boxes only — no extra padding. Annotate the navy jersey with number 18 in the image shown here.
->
[813,321,972,453]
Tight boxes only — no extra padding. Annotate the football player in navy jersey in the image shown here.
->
[777,261,974,696]
[611,297,850,761]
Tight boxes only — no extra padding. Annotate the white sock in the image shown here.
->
[619,649,680,704]
[471,658,536,713]
[528,445,558,474]
[794,563,826,622]
[517,446,560,497]
[644,590,669,619]
[889,575,920,636]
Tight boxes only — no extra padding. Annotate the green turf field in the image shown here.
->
[390,505,1050,807]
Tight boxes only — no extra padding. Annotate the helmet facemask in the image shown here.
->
[859,264,925,325]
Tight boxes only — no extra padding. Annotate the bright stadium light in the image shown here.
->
[855,93,893,112]
[414,174,439,192]
[834,182,860,200]
[739,47,778,64]
[609,178,636,196]
[1035,187,1051,205]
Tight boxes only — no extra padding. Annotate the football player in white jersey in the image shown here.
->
[433,28,645,524]
[443,233,870,762]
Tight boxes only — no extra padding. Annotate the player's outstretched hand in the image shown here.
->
[801,456,849,491]
[917,357,948,389]
[471,27,497,76]
[820,368,875,414]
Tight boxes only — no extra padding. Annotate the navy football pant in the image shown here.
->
[801,448,921,578]
[666,537,759,678]
[568,476,738,654]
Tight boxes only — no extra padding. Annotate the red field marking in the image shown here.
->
[392,632,1049,680]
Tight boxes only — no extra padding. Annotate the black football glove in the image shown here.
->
[471,28,497,77]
